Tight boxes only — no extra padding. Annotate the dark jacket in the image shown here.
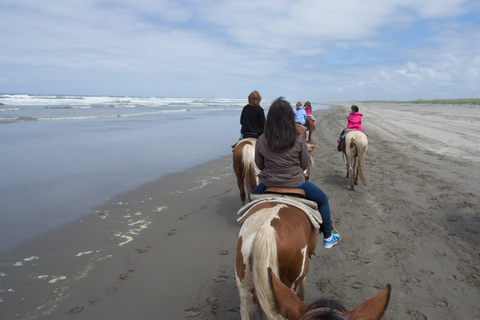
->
[240,104,265,138]
[255,134,309,187]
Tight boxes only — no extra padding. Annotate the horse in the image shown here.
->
[235,144,318,320]
[296,123,307,140]
[306,116,316,134]
[232,138,260,205]
[340,130,368,190]
[235,192,318,319]
[268,267,391,320]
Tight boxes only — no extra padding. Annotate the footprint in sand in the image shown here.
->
[119,273,131,281]
[434,298,449,307]
[66,306,84,315]
[408,309,427,320]
[185,307,201,318]
[214,275,229,282]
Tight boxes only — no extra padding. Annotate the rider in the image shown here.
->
[293,102,310,142]
[251,97,341,249]
[239,90,266,139]
[304,101,314,118]
[337,104,364,152]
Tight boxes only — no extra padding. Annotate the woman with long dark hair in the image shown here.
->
[252,97,341,249]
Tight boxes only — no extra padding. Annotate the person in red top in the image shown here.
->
[337,105,364,151]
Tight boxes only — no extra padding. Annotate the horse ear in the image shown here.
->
[268,267,307,320]
[307,143,317,152]
[344,284,391,320]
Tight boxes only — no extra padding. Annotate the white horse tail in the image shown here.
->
[356,133,368,186]
[242,143,259,197]
[252,219,282,319]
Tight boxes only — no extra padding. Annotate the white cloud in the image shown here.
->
[0,0,479,99]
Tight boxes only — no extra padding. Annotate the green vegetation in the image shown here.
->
[363,99,480,105]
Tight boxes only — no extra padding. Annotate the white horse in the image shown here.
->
[343,130,368,190]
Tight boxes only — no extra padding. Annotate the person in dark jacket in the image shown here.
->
[251,97,341,249]
[239,90,265,139]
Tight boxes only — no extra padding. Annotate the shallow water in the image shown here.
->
[0,94,330,255]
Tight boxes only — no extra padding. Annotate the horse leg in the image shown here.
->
[350,156,355,190]
[345,152,350,178]
[237,178,246,205]
[354,156,359,185]
[296,277,306,301]
[236,237,257,319]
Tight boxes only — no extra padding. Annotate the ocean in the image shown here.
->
[0,94,330,255]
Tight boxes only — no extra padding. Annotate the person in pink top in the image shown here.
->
[304,101,313,116]
[337,105,364,151]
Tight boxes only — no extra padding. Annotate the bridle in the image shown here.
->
[300,307,350,320]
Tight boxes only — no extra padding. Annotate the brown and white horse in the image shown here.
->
[236,201,318,319]
[235,142,318,319]
[341,130,368,190]
[268,268,391,320]
[232,138,260,205]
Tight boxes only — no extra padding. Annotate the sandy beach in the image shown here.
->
[1,102,479,319]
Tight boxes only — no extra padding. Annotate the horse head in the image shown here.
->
[268,268,391,320]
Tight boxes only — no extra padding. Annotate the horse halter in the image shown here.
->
[300,307,350,320]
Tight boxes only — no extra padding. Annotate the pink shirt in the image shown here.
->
[305,108,312,116]
[347,112,363,131]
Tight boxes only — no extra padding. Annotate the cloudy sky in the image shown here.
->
[1,0,479,101]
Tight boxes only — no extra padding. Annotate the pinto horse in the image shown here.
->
[236,197,318,320]
[232,138,260,205]
[236,141,318,319]
[341,130,368,190]
[268,268,391,320]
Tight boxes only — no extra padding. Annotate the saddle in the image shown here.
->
[237,187,322,230]
[264,187,306,198]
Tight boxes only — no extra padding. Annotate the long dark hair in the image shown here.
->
[264,97,299,151]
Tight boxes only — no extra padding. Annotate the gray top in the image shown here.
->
[255,134,309,188]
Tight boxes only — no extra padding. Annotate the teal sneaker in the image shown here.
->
[324,233,341,249]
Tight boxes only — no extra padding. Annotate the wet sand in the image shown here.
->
[1,103,479,319]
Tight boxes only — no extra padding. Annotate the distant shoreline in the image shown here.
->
[360,98,480,105]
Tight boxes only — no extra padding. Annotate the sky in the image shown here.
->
[1,0,480,101]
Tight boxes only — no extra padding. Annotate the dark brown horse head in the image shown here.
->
[268,268,391,320]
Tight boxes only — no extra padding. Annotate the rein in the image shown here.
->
[301,307,350,320]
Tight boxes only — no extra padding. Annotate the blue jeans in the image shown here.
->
[251,180,332,238]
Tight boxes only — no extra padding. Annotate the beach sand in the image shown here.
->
[1,103,479,319]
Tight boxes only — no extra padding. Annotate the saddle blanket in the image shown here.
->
[237,195,323,230]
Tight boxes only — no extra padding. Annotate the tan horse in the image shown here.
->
[341,130,368,190]
[296,123,307,140]
[268,267,391,320]
[232,138,260,205]
[236,197,318,320]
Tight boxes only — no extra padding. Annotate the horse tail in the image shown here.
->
[252,217,280,319]
[356,134,368,185]
[242,143,259,196]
